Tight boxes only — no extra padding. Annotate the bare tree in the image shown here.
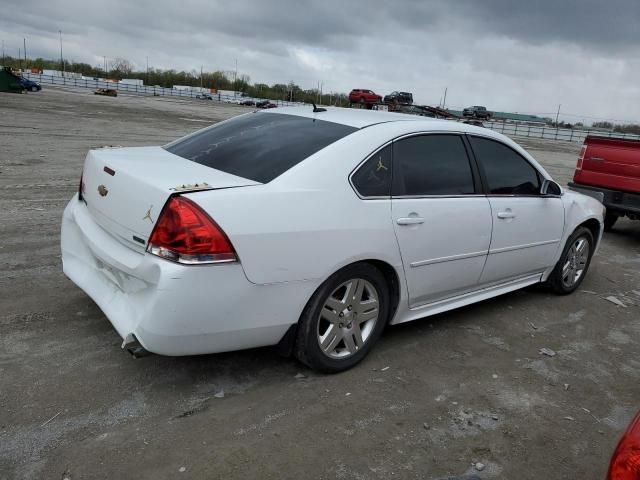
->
[110,57,133,78]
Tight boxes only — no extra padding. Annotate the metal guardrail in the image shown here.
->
[22,72,303,107]
[483,120,640,143]
[21,73,640,143]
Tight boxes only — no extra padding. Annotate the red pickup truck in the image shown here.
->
[569,136,640,231]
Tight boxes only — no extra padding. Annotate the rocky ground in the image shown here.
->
[1,87,638,479]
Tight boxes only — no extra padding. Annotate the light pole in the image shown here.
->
[59,30,64,76]
[146,56,149,85]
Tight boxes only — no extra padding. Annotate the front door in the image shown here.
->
[391,134,493,307]
[467,135,565,285]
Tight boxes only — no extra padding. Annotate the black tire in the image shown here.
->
[295,263,390,373]
[604,212,618,232]
[547,226,594,294]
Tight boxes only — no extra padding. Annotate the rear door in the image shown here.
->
[391,134,492,307]
[468,136,564,285]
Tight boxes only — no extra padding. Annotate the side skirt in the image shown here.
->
[392,273,543,325]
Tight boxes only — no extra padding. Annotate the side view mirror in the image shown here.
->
[541,179,562,196]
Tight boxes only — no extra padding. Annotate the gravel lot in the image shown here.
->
[1,88,639,480]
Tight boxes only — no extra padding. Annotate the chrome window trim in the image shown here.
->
[350,130,481,200]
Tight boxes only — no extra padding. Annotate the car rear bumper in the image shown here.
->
[61,196,313,356]
[568,182,640,216]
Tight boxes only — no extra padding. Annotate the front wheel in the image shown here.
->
[547,227,594,294]
[295,263,389,373]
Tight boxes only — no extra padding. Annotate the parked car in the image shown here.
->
[383,91,413,105]
[239,99,256,106]
[20,77,41,92]
[256,100,277,109]
[569,135,640,231]
[61,107,603,372]
[348,89,382,105]
[195,92,213,100]
[463,106,492,119]
[94,88,117,97]
[607,410,640,479]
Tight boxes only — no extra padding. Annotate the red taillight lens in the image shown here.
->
[147,196,237,265]
[608,412,640,480]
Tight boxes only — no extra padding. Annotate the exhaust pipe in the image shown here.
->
[122,334,151,358]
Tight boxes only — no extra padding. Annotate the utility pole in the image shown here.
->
[442,87,448,109]
[200,66,203,89]
[234,58,237,85]
[1,40,4,65]
[146,56,149,85]
[23,38,27,64]
[555,104,561,126]
[18,48,22,70]
[59,30,64,76]
[103,56,107,76]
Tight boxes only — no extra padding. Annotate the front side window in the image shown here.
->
[469,136,541,195]
[351,145,392,197]
[392,134,475,196]
[165,113,357,183]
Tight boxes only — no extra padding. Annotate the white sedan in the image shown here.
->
[61,107,604,372]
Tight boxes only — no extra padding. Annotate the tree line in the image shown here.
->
[1,55,350,106]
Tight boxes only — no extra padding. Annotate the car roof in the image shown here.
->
[264,106,432,128]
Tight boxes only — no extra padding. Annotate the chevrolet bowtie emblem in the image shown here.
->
[97,185,108,197]
[143,206,154,223]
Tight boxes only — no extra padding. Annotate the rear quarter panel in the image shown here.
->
[187,124,417,285]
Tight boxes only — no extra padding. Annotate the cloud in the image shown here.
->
[1,0,638,122]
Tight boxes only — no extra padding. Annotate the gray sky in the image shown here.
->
[2,0,639,123]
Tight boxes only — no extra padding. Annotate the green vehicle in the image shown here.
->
[0,66,26,93]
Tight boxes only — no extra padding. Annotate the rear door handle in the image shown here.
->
[497,211,515,219]
[397,217,425,225]
[590,156,605,162]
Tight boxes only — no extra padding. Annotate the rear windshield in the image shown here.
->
[165,112,357,183]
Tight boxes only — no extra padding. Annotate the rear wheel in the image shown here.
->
[547,227,594,294]
[295,263,389,373]
[604,212,618,232]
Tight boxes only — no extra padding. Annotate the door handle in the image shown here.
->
[397,217,425,225]
[590,156,605,162]
[497,211,516,219]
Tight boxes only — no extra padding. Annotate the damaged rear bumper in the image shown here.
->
[61,196,310,356]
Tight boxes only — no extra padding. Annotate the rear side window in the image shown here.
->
[351,145,392,197]
[164,113,357,183]
[469,136,541,195]
[392,134,475,196]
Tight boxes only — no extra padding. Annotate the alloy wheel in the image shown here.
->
[317,278,380,359]
[561,236,590,288]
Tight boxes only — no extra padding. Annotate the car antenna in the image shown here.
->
[312,102,326,113]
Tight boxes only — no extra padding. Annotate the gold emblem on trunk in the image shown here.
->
[97,185,108,197]
[143,206,154,223]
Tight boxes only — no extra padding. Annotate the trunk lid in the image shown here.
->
[574,136,640,194]
[81,146,259,251]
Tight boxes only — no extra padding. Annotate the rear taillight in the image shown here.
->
[576,145,587,170]
[608,412,640,480]
[147,196,237,265]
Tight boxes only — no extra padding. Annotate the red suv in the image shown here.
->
[348,89,382,105]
